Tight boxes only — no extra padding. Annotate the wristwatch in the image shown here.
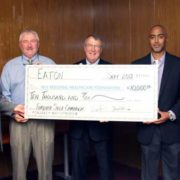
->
[168,111,175,121]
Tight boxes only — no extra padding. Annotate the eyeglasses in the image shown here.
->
[85,44,102,49]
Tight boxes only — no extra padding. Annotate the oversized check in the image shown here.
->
[25,65,158,121]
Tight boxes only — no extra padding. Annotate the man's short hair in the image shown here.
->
[85,34,103,42]
[84,34,103,47]
[19,29,40,42]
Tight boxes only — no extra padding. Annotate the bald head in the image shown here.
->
[149,25,167,38]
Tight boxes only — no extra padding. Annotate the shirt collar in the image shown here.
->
[22,54,39,65]
[86,59,100,65]
[151,52,165,66]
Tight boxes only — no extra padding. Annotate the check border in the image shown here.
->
[25,65,158,122]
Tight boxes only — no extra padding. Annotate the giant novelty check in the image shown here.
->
[25,65,158,121]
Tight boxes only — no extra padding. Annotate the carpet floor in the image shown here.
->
[0,162,163,180]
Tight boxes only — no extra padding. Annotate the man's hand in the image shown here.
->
[14,104,24,113]
[13,104,28,123]
[143,109,170,125]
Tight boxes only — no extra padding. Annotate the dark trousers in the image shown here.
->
[71,133,114,180]
[141,127,180,180]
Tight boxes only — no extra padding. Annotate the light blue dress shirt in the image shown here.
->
[1,54,55,104]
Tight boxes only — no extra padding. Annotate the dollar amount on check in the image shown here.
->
[25,65,158,121]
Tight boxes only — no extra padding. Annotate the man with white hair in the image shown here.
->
[70,34,114,180]
[1,29,55,180]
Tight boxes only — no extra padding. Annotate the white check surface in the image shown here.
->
[25,65,158,121]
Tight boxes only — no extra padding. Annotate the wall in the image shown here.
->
[94,0,180,63]
[0,0,95,71]
[1,0,180,68]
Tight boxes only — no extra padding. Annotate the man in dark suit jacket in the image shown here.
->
[132,25,180,180]
[0,87,24,151]
[70,34,113,180]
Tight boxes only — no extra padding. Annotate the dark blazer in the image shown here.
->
[70,59,112,141]
[132,52,180,145]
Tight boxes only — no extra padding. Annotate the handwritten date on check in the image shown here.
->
[25,65,158,121]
